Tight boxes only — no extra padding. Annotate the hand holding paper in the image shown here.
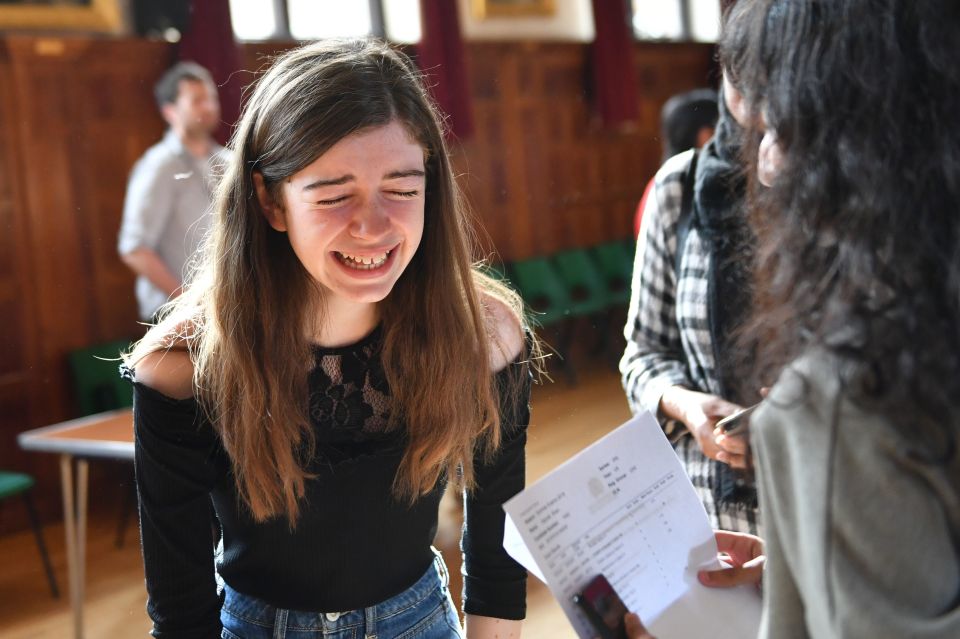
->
[503,412,761,639]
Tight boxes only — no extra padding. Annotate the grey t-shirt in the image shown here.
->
[118,129,224,320]
[752,350,960,638]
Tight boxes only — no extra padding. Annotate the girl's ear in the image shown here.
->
[253,171,286,232]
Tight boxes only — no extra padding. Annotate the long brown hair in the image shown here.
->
[130,39,535,524]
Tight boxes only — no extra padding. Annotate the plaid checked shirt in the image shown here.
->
[620,150,761,535]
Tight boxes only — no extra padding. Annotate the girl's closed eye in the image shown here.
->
[388,190,420,199]
[315,195,350,206]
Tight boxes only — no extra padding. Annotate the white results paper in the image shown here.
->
[503,412,762,638]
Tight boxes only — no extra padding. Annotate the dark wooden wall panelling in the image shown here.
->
[457,41,715,262]
[0,36,173,530]
[0,36,713,530]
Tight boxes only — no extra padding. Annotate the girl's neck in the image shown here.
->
[311,298,380,349]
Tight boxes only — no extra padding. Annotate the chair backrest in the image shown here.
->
[510,257,571,326]
[68,340,134,416]
[551,249,612,315]
[0,471,34,500]
[591,241,635,304]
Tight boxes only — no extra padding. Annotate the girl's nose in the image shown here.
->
[349,198,390,239]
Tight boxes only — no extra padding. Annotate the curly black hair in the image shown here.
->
[738,0,960,461]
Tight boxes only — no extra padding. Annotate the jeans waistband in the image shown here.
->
[222,550,448,633]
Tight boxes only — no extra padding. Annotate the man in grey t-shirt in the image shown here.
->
[118,62,224,321]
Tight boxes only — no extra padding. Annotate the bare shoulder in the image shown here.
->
[134,349,195,400]
[482,291,525,372]
[131,324,196,400]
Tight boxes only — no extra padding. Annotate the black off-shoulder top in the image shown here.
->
[124,327,530,638]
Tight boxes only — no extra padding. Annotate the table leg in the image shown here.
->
[77,459,89,632]
[60,454,84,639]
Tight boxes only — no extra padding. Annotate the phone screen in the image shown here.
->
[572,574,629,639]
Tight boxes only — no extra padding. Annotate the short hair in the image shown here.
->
[660,89,719,160]
[153,61,214,110]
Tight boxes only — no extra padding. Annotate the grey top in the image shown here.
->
[752,350,960,638]
[118,129,223,319]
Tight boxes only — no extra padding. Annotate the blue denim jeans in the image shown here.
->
[219,553,463,639]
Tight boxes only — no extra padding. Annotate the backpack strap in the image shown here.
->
[674,149,700,279]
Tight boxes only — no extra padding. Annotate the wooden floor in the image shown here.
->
[0,365,631,639]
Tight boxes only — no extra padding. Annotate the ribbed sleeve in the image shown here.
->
[130,379,223,639]
[461,360,531,620]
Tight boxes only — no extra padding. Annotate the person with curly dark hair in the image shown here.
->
[735,0,960,636]
[623,1,960,637]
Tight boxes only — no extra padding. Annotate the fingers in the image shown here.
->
[692,422,725,461]
[714,450,749,469]
[703,396,744,420]
[624,612,657,639]
[697,555,765,588]
[705,531,766,587]
[714,530,765,565]
[703,428,751,468]
[663,387,742,433]
[713,422,751,468]
[714,430,748,454]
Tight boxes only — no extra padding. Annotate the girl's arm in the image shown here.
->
[465,614,522,638]
[128,351,223,638]
[460,299,530,634]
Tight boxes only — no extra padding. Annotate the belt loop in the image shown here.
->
[273,608,288,639]
[364,603,377,639]
[432,546,449,589]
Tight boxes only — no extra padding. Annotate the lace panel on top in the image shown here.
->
[307,332,393,446]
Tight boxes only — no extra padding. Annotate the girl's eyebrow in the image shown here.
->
[384,169,426,180]
[300,169,424,193]
[301,175,353,192]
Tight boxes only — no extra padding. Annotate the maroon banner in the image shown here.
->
[590,0,639,128]
[417,0,474,139]
[178,0,243,145]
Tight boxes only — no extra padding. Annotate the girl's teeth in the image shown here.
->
[337,251,390,269]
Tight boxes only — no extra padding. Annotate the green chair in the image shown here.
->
[510,257,571,327]
[0,471,58,597]
[68,340,133,417]
[552,248,628,373]
[591,241,635,306]
[550,249,613,317]
[509,256,578,381]
[68,339,135,547]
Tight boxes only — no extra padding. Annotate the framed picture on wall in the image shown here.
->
[0,0,124,33]
[472,0,556,19]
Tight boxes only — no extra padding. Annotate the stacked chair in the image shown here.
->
[487,238,637,384]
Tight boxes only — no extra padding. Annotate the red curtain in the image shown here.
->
[417,0,474,139]
[178,0,243,145]
[590,0,639,128]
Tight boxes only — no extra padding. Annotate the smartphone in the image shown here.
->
[572,574,629,639]
[715,403,760,436]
